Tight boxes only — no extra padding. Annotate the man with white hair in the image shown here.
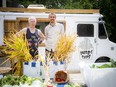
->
[16,16,45,60]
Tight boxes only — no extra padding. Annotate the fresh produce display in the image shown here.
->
[90,59,116,68]
[0,75,81,87]
[0,33,81,87]
[0,75,43,87]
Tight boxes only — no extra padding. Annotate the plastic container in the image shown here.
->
[80,63,116,87]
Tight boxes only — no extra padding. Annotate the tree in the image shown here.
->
[96,0,116,42]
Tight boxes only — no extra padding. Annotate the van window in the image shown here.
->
[77,24,94,37]
[98,23,107,39]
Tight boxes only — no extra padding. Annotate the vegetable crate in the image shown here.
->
[80,63,116,87]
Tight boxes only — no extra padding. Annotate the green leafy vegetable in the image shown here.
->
[0,75,43,86]
[90,59,116,68]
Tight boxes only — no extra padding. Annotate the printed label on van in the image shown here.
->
[78,38,93,59]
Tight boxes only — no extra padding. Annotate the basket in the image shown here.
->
[54,70,69,83]
[0,67,12,74]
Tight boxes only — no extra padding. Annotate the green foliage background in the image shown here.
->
[7,0,116,43]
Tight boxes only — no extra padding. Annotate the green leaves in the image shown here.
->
[0,75,43,86]
[1,75,19,86]
[90,59,116,68]
[110,59,116,67]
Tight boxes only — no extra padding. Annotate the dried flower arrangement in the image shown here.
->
[2,33,32,76]
[54,34,77,62]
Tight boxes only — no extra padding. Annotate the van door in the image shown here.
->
[76,23,97,62]
[66,22,97,72]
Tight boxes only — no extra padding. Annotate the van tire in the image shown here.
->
[95,57,110,63]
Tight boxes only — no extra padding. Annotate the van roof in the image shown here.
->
[27,4,46,9]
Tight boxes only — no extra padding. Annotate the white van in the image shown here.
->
[0,8,116,72]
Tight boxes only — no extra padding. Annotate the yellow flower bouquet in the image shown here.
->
[2,33,32,76]
[54,34,77,62]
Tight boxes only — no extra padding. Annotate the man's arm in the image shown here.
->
[38,30,45,41]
